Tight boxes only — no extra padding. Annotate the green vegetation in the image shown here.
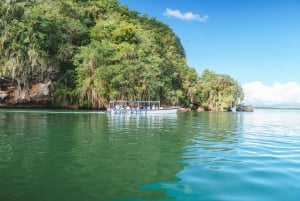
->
[0,0,244,111]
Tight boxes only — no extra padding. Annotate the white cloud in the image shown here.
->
[163,8,208,22]
[242,81,300,106]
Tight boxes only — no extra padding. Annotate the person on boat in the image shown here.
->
[115,104,120,110]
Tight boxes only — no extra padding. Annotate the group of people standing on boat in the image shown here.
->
[113,104,160,111]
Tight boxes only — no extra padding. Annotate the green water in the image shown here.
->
[0,109,300,201]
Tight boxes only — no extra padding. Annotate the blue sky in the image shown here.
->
[118,0,300,106]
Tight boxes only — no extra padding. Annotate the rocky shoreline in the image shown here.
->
[1,79,253,112]
[0,78,52,108]
[236,104,254,112]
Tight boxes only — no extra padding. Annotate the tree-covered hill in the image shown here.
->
[0,0,243,111]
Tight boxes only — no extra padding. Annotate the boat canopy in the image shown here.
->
[108,100,160,109]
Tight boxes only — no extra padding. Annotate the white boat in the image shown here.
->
[107,100,178,115]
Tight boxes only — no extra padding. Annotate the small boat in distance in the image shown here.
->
[107,100,178,114]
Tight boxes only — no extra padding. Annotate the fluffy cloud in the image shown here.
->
[163,8,208,22]
[242,81,300,106]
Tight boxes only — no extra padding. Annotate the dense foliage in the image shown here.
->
[197,70,244,111]
[0,0,244,110]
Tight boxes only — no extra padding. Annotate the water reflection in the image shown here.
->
[143,112,243,200]
[107,113,175,130]
[138,112,242,200]
[103,113,187,200]
[0,111,188,201]
[181,112,241,164]
[3,109,300,200]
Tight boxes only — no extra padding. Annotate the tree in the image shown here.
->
[198,69,244,111]
[0,0,244,109]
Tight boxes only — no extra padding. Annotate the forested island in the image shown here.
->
[0,0,244,111]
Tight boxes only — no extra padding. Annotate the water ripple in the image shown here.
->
[1,109,300,201]
[168,110,300,201]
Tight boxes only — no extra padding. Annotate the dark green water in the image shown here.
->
[0,109,300,201]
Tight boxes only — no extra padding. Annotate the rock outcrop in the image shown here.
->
[0,78,51,107]
[236,104,254,112]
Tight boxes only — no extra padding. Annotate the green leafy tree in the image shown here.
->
[198,69,244,111]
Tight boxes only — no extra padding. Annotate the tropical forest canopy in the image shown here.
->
[0,0,244,111]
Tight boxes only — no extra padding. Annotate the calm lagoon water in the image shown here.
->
[0,109,300,201]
